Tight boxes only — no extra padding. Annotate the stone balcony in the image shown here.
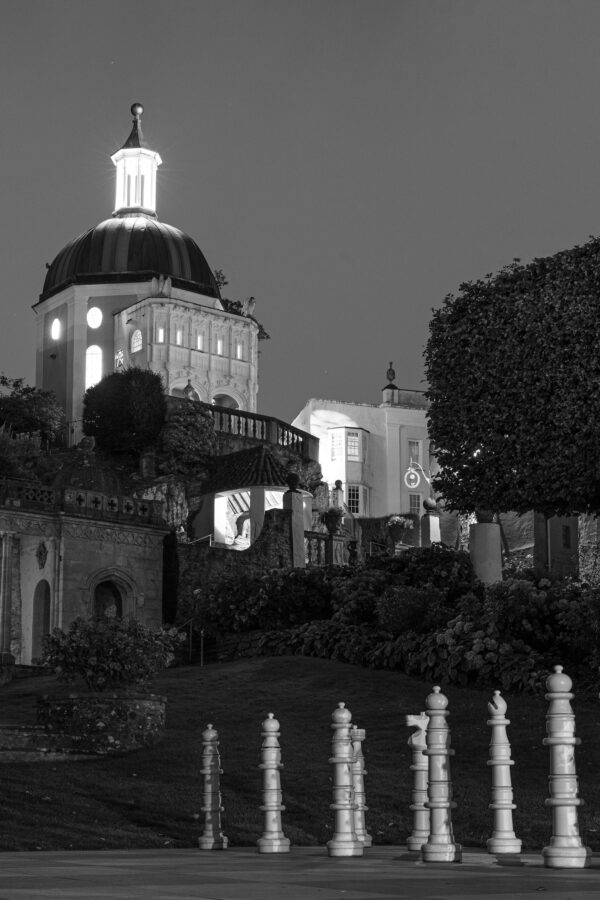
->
[168,398,319,462]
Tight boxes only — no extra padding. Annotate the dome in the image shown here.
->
[40,215,221,302]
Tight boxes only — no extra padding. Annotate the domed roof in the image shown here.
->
[41,215,221,301]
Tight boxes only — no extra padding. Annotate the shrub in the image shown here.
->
[158,403,217,478]
[375,586,449,636]
[330,568,391,625]
[367,543,483,603]
[41,617,182,692]
[196,568,335,635]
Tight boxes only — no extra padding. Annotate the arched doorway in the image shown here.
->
[31,580,51,662]
[94,580,123,619]
[212,393,239,409]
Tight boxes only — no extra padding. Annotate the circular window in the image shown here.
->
[87,307,102,329]
[50,318,61,340]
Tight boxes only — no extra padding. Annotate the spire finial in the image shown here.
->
[111,102,161,216]
[386,361,396,383]
[131,102,143,119]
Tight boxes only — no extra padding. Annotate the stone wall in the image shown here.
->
[177,508,294,612]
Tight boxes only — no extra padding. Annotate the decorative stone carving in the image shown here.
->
[542,666,591,868]
[36,542,48,570]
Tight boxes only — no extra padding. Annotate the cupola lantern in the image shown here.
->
[110,103,162,217]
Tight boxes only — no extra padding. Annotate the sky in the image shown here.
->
[1,0,600,423]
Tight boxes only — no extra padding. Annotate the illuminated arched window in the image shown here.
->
[50,318,61,340]
[130,329,142,353]
[85,345,102,389]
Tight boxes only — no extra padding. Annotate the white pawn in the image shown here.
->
[405,712,430,851]
[542,666,591,868]
[198,723,228,850]
[421,686,461,863]
[486,690,521,854]
[350,725,372,847]
[327,702,363,857]
[257,713,290,853]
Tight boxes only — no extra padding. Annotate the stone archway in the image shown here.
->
[93,580,123,619]
[212,393,239,409]
[31,579,51,661]
[84,567,137,620]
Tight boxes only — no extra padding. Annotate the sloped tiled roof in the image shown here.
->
[205,445,289,494]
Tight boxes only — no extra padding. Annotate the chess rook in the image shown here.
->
[326,702,363,857]
[486,690,521,855]
[405,711,430,851]
[257,713,290,853]
[198,723,228,850]
[350,725,372,847]
[542,666,591,868]
[421,686,462,863]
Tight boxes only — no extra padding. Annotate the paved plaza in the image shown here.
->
[0,847,599,900]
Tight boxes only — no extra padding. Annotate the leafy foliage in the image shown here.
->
[375,585,448,635]
[157,402,217,478]
[82,368,166,456]
[196,568,336,635]
[0,375,65,444]
[425,240,600,515]
[367,543,483,603]
[41,617,181,692]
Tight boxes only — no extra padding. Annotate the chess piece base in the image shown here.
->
[421,841,462,863]
[257,836,291,853]
[406,835,428,852]
[542,844,591,868]
[198,836,228,850]
[487,836,522,855]
[327,838,364,857]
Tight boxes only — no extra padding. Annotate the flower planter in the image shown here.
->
[36,692,167,755]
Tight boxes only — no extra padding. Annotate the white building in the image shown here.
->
[292,364,431,518]
[34,103,259,442]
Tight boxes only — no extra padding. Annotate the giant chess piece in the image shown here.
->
[350,725,372,847]
[421,686,462,863]
[406,711,430,851]
[326,702,363,857]
[198,723,228,850]
[486,690,522,854]
[542,666,591,868]
[257,713,290,853]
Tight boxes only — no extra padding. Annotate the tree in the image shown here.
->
[83,368,166,456]
[0,375,65,444]
[424,238,600,517]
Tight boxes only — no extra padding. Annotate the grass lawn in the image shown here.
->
[1,655,600,852]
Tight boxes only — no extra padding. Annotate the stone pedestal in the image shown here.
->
[469,523,502,584]
[283,488,306,569]
[421,513,441,548]
[542,666,590,868]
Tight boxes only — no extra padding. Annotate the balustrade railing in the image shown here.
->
[0,478,163,525]
[167,398,319,461]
